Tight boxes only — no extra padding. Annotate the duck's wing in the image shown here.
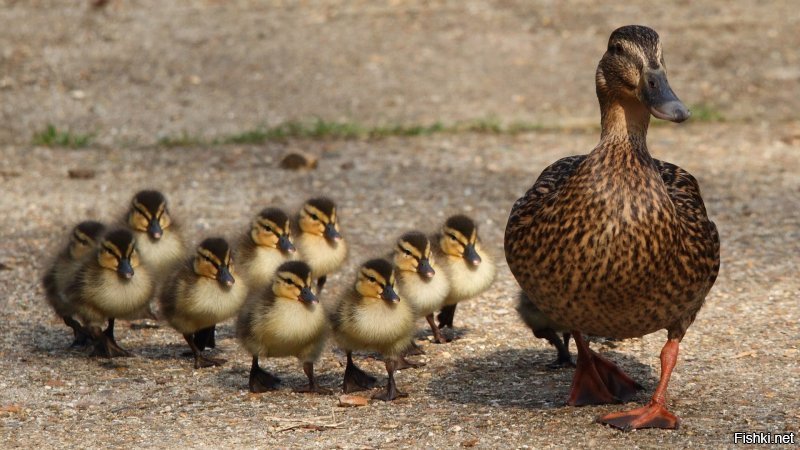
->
[654,160,721,288]
[505,155,586,255]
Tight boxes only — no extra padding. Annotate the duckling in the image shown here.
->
[516,291,574,369]
[43,220,106,346]
[294,197,347,292]
[434,215,496,330]
[504,26,719,430]
[160,237,247,369]
[237,207,296,293]
[67,228,155,357]
[392,231,450,345]
[122,189,186,320]
[331,259,415,401]
[236,260,329,393]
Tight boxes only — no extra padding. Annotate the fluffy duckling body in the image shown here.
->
[331,259,414,401]
[516,291,573,369]
[392,231,450,344]
[237,261,329,393]
[67,229,154,357]
[43,220,106,346]
[160,238,247,369]
[434,215,496,330]
[294,197,347,292]
[504,26,719,430]
[237,207,296,293]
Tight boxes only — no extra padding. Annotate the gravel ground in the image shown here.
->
[1,1,799,449]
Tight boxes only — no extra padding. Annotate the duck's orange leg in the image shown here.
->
[568,332,642,406]
[598,338,680,431]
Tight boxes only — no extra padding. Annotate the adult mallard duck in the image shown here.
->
[504,25,720,430]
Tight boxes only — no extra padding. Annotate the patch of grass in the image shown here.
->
[155,118,552,147]
[689,103,725,122]
[32,125,94,148]
[157,132,206,148]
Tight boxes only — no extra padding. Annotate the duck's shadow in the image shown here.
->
[425,347,657,410]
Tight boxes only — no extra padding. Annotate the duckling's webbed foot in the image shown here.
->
[249,356,280,393]
[183,333,225,369]
[343,352,376,393]
[372,358,408,402]
[567,332,642,406]
[64,317,91,347]
[534,329,575,369]
[426,314,450,344]
[294,362,332,395]
[193,325,216,351]
[597,339,680,431]
[405,340,425,356]
[437,304,457,329]
[395,356,426,370]
[88,326,131,358]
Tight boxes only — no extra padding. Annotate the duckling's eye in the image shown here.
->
[366,275,377,284]
[447,234,458,242]
[612,43,624,54]
[402,248,412,256]
[261,224,273,233]
[309,213,319,221]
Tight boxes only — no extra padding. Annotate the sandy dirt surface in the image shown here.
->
[1,1,799,449]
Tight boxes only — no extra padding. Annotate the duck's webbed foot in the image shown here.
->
[342,352,377,393]
[567,332,642,406]
[294,362,332,395]
[598,402,679,431]
[89,325,131,358]
[183,333,224,369]
[597,338,681,431]
[395,355,426,370]
[372,358,408,402]
[249,356,280,393]
[64,317,91,347]
[405,340,425,356]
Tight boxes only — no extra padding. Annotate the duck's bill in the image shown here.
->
[381,285,400,303]
[300,287,318,304]
[117,258,134,279]
[324,223,342,242]
[147,220,163,240]
[640,69,691,123]
[216,266,235,287]
[278,235,296,253]
[417,258,435,278]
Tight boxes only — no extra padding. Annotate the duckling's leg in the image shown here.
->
[249,356,280,393]
[395,355,426,370]
[64,317,91,347]
[426,314,449,344]
[437,304,457,329]
[316,275,328,293]
[533,329,575,369]
[372,358,408,401]
[342,352,377,393]
[294,362,332,395]
[88,325,131,358]
[567,332,642,406]
[193,325,216,351]
[183,333,226,369]
[597,339,680,430]
[406,340,426,355]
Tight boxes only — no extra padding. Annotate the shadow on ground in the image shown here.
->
[426,347,657,410]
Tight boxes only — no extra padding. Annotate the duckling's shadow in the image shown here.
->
[213,360,343,394]
[426,347,656,409]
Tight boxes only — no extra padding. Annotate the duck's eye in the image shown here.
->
[366,275,377,284]
[612,43,624,54]
[261,224,273,233]
[309,213,319,221]
[402,248,412,256]
[447,234,457,242]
